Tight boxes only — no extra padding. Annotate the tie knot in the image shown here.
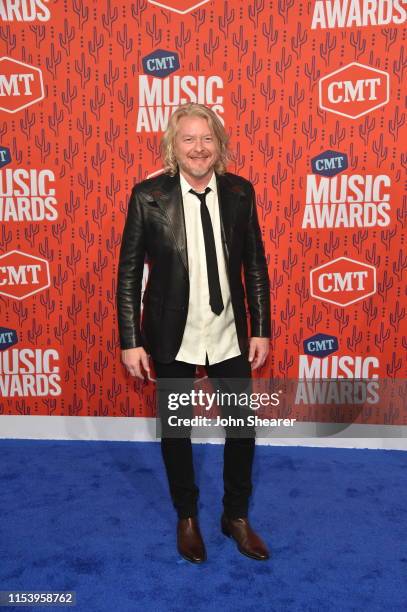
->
[189,187,211,202]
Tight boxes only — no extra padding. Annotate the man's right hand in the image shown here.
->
[121,347,151,380]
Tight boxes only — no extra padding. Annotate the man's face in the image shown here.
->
[173,115,220,181]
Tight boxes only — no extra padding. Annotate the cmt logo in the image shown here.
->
[0,56,44,113]
[310,257,376,306]
[0,145,11,167]
[0,250,50,300]
[148,0,210,13]
[319,62,389,119]
[142,50,180,78]
[311,150,348,177]
[0,326,18,350]
[303,334,338,358]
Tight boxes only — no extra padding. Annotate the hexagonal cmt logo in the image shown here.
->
[310,257,376,307]
[319,62,389,119]
[0,250,50,300]
[0,56,44,114]
[148,0,210,14]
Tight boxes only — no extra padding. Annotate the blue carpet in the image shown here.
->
[0,439,406,612]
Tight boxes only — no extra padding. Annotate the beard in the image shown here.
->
[187,166,213,177]
[179,156,216,178]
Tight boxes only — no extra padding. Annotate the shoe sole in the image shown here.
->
[178,550,207,564]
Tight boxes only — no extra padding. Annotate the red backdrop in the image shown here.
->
[0,0,406,425]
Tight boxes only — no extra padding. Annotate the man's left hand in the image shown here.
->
[248,337,269,370]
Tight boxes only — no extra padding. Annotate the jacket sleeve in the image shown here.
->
[116,185,145,350]
[243,182,271,338]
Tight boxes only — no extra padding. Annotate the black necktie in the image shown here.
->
[189,187,224,316]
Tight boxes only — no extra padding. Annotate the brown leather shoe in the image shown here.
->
[221,514,270,560]
[177,517,207,563]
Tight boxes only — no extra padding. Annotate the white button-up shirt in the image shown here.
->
[175,171,241,366]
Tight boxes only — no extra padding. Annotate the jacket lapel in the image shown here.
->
[154,172,189,273]
[153,170,242,273]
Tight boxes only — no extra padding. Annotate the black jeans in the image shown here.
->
[153,352,255,519]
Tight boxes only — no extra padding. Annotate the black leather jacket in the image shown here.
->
[116,170,270,363]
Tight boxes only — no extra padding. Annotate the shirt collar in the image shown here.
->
[180,170,217,197]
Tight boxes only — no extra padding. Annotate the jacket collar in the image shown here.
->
[179,170,217,197]
[151,170,243,273]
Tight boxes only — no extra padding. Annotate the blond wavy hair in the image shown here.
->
[160,103,232,176]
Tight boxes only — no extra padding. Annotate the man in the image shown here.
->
[117,103,271,563]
